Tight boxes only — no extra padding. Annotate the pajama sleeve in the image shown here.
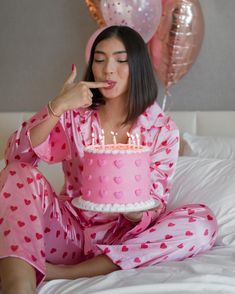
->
[131,118,180,231]
[4,106,71,166]
[148,119,180,213]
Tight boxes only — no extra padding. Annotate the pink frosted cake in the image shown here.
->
[72,144,159,213]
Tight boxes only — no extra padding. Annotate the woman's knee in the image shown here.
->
[1,162,37,179]
[188,204,218,249]
[1,161,46,184]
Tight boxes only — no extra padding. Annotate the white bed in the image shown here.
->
[0,111,235,294]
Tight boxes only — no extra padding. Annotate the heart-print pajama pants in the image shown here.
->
[0,162,218,286]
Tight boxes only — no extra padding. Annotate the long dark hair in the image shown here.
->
[83,25,158,124]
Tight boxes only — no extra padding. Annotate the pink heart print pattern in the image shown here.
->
[0,103,218,286]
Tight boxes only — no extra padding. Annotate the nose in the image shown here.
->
[104,59,115,75]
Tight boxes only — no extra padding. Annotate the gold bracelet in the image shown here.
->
[48,100,61,117]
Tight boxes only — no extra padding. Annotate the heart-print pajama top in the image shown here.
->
[0,102,217,286]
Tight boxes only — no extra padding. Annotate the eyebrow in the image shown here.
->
[94,50,127,55]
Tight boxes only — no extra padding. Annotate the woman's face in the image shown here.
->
[92,37,130,101]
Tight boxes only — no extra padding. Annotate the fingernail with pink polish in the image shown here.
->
[72,64,75,71]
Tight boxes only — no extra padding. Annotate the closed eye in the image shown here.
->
[94,59,128,63]
[94,59,105,63]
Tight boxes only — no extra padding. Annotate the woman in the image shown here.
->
[0,26,217,293]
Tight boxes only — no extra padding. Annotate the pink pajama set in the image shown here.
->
[0,102,217,286]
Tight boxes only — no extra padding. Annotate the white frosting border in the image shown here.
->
[84,144,150,154]
[72,197,159,213]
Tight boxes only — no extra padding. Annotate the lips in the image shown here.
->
[103,80,116,90]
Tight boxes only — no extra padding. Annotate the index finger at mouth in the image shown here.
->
[83,81,109,89]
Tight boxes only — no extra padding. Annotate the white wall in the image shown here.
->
[0,0,234,112]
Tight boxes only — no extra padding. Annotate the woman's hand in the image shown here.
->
[50,65,108,116]
[123,211,143,222]
[123,201,164,223]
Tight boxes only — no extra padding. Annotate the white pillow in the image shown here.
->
[182,132,235,159]
[168,156,235,246]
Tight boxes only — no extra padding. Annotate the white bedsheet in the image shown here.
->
[38,245,235,294]
[36,156,235,294]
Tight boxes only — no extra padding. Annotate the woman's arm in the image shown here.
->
[30,65,101,148]
[123,118,179,224]
[29,104,61,148]
[5,66,108,164]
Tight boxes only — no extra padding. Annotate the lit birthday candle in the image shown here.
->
[99,134,103,145]
[110,131,117,145]
[136,133,140,148]
[131,134,136,148]
[127,132,131,148]
[91,132,95,146]
[101,129,105,147]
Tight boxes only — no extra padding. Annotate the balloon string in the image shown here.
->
[162,95,167,112]
[162,88,174,112]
